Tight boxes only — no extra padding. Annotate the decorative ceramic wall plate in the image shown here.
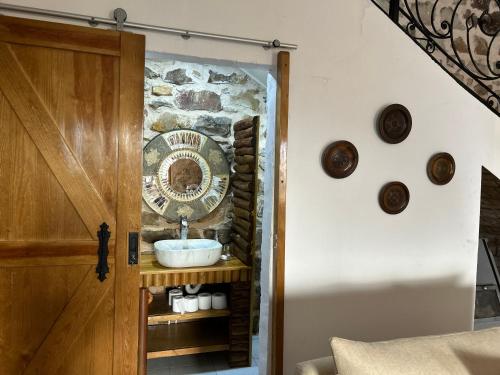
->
[142,129,230,221]
[377,104,412,144]
[427,152,455,185]
[321,140,359,179]
[379,181,410,215]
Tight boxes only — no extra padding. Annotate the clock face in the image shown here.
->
[142,130,230,221]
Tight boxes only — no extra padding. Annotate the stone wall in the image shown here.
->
[141,57,267,252]
[141,57,268,332]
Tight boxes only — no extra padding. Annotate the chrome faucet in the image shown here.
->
[179,216,188,240]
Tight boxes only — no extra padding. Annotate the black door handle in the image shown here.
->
[96,223,110,282]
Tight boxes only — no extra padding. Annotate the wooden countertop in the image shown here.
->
[140,254,250,274]
[140,254,251,287]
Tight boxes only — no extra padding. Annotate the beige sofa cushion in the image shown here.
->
[295,356,337,375]
[330,327,500,375]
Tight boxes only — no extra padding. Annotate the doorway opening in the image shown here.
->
[141,52,278,375]
[475,167,500,330]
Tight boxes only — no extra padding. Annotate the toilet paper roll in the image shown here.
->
[184,295,199,313]
[172,296,185,314]
[211,292,227,310]
[198,293,212,310]
[168,288,183,306]
[185,284,202,295]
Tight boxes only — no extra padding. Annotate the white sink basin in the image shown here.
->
[154,239,222,268]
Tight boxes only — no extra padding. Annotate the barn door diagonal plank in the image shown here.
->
[23,267,113,375]
[0,42,116,239]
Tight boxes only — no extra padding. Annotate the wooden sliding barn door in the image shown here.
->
[0,16,144,375]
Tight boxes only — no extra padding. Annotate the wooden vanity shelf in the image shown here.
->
[148,294,230,325]
[140,254,251,287]
[140,256,251,362]
[147,318,230,359]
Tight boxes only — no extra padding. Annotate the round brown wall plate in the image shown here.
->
[427,152,455,185]
[377,104,412,144]
[321,140,359,179]
[379,181,410,214]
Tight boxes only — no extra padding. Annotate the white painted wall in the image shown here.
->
[10,0,500,373]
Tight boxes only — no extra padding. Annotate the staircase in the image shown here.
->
[371,0,499,117]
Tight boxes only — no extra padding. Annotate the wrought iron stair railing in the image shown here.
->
[371,0,499,117]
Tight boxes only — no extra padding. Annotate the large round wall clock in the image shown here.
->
[142,129,230,221]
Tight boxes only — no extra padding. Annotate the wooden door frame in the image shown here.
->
[114,31,145,375]
[270,51,290,375]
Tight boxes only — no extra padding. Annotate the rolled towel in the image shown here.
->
[172,296,185,314]
[168,288,183,306]
[212,292,227,310]
[198,293,212,310]
[184,295,199,313]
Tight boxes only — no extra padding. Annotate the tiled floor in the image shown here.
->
[147,336,259,375]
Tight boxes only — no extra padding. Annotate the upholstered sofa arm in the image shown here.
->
[295,356,337,375]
